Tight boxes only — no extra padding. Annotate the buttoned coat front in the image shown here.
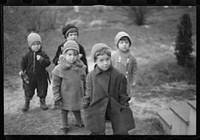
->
[81,65,135,134]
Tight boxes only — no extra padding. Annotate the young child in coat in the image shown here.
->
[52,24,88,109]
[81,43,135,135]
[52,23,88,74]
[52,40,86,134]
[112,31,138,95]
[19,32,51,112]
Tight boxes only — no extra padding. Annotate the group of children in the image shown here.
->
[19,24,138,135]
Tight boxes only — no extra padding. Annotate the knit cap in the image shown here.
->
[27,32,41,47]
[91,43,111,61]
[114,31,131,46]
[62,40,80,54]
[62,24,79,37]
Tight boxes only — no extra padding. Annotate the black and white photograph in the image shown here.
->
[3,5,196,135]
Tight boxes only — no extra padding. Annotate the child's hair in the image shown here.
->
[64,49,79,56]
[118,36,131,48]
[94,47,111,62]
[119,36,130,42]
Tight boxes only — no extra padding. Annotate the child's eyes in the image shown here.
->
[99,58,110,62]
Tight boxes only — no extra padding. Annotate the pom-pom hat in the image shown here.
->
[62,40,80,54]
[27,32,41,47]
[91,43,111,61]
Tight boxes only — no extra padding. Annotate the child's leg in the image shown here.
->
[36,77,48,110]
[22,78,36,112]
[61,109,69,128]
[72,110,84,126]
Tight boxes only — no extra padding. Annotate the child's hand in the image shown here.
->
[79,54,83,58]
[132,82,136,87]
[19,71,23,76]
[36,55,42,61]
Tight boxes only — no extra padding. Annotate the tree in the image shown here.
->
[125,6,149,26]
[174,14,194,67]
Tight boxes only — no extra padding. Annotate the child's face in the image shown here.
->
[66,32,78,41]
[64,49,79,64]
[118,38,130,52]
[31,41,41,52]
[95,54,111,71]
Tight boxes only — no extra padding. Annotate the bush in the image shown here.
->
[126,6,149,26]
[174,14,194,67]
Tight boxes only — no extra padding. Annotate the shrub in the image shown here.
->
[126,6,149,26]
[174,14,194,67]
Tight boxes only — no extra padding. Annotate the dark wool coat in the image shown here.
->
[52,41,88,74]
[20,47,51,79]
[52,59,86,110]
[81,65,135,134]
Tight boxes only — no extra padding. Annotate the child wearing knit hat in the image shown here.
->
[112,31,138,95]
[19,32,51,112]
[81,43,135,135]
[52,24,88,74]
[52,40,86,134]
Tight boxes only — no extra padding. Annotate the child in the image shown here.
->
[112,31,138,95]
[52,24,88,74]
[19,32,51,112]
[52,40,86,134]
[81,43,135,135]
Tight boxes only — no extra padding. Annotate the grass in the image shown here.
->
[4,6,196,135]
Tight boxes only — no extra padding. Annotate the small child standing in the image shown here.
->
[19,32,51,112]
[52,24,88,110]
[52,24,88,74]
[52,40,86,134]
[112,31,138,95]
[81,43,135,135]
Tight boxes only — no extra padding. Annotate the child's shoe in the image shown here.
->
[60,127,69,134]
[40,98,48,110]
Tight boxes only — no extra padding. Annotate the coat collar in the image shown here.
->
[59,58,85,70]
[94,64,113,75]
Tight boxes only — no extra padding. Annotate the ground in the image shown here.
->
[4,6,196,135]
[4,57,196,135]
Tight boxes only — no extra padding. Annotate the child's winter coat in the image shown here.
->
[20,47,50,83]
[52,58,86,110]
[112,50,138,95]
[81,65,135,133]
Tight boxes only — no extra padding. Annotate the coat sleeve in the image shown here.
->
[111,53,117,67]
[20,53,28,71]
[118,74,130,106]
[131,56,138,84]
[81,73,92,109]
[52,73,62,102]
[79,44,88,74]
[38,51,51,68]
[53,45,62,65]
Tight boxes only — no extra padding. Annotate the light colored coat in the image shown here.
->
[52,59,86,110]
[81,65,135,134]
[112,50,138,95]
